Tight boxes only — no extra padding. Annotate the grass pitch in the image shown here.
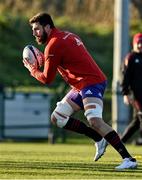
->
[0,142,142,179]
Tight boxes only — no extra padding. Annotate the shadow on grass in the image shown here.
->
[0,160,142,178]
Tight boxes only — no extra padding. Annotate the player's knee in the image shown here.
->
[51,100,74,128]
[89,118,103,131]
[51,111,69,128]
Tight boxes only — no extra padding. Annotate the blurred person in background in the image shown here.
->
[23,12,137,169]
[121,33,142,145]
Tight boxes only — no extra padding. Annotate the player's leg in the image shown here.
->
[81,82,137,169]
[121,115,140,143]
[51,89,107,160]
[51,89,103,141]
[130,100,142,144]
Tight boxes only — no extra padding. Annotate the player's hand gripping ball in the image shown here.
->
[22,45,44,71]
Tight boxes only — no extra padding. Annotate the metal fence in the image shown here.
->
[0,86,53,142]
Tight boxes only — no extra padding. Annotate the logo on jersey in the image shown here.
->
[74,37,83,46]
[135,59,140,63]
[85,90,93,95]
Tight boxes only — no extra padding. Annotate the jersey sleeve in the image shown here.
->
[121,53,133,95]
[30,38,62,84]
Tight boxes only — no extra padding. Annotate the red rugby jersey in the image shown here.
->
[31,28,106,91]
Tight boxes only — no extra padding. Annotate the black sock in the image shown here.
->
[104,131,132,159]
[64,117,102,142]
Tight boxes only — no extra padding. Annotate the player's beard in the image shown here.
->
[35,30,47,45]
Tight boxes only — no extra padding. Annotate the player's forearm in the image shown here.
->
[121,78,130,95]
[121,84,130,96]
[30,69,53,84]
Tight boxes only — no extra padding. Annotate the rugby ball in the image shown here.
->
[22,45,44,66]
